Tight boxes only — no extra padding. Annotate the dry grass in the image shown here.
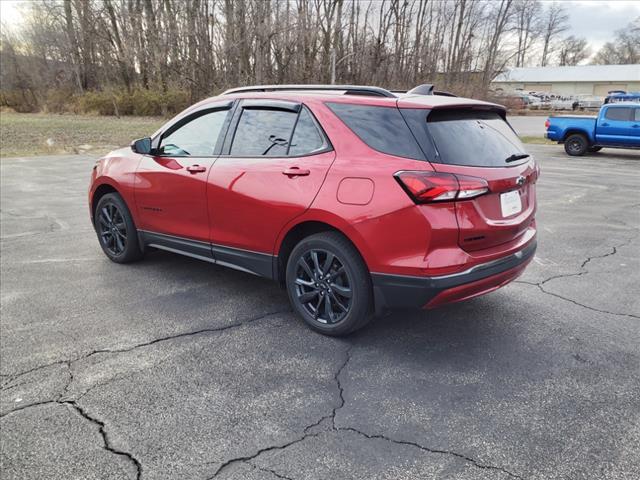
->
[520,136,555,145]
[0,112,164,158]
[0,111,553,158]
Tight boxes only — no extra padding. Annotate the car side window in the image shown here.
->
[635,109,640,122]
[604,107,632,121]
[160,109,229,157]
[289,107,327,156]
[327,102,425,160]
[230,108,297,156]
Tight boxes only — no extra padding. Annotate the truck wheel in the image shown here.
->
[564,134,588,156]
[588,146,602,153]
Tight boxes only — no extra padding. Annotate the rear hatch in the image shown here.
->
[401,107,537,252]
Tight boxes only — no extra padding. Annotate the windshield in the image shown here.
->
[426,110,527,167]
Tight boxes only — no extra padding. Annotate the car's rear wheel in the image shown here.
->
[564,134,588,156]
[94,193,143,263]
[286,232,373,336]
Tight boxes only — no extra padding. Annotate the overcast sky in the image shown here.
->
[564,0,640,50]
[1,0,639,53]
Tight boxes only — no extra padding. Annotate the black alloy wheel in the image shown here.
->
[294,248,353,324]
[94,192,143,263]
[97,202,127,256]
[286,231,373,336]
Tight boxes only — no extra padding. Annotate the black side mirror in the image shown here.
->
[131,137,152,154]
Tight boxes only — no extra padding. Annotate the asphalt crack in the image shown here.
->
[210,343,523,479]
[0,399,142,479]
[1,308,290,390]
[210,344,353,478]
[66,400,143,480]
[517,235,639,319]
[338,427,523,479]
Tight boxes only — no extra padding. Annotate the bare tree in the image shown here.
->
[558,36,590,66]
[539,2,569,67]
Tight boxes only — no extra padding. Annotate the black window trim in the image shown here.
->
[221,99,333,159]
[151,100,235,158]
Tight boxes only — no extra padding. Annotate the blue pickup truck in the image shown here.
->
[545,102,640,156]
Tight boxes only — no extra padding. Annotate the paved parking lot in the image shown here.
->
[1,144,639,480]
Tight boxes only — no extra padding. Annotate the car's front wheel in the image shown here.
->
[564,134,588,156]
[94,192,143,263]
[286,232,373,336]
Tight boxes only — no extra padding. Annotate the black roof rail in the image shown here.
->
[222,84,397,98]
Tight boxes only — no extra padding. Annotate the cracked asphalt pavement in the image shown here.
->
[1,144,639,479]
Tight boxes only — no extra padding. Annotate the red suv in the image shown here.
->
[89,84,537,336]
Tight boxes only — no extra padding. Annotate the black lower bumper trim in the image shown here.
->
[371,240,537,312]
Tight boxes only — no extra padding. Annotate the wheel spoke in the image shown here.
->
[101,206,112,223]
[299,290,319,303]
[114,222,126,230]
[330,291,348,312]
[313,295,322,319]
[295,278,315,287]
[330,282,352,298]
[298,256,314,279]
[114,232,124,252]
[99,216,109,228]
[323,295,335,322]
[322,252,335,274]
[311,250,322,276]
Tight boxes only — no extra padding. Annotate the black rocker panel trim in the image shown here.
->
[139,230,275,278]
[211,243,274,278]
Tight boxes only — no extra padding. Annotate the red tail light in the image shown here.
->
[544,119,550,129]
[395,171,489,204]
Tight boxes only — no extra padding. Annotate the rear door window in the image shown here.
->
[605,107,632,121]
[326,103,425,160]
[230,108,298,156]
[289,107,328,156]
[423,110,527,167]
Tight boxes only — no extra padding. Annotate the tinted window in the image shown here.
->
[635,109,640,122]
[231,108,297,156]
[327,103,425,160]
[605,107,632,121]
[426,110,527,167]
[160,109,229,156]
[289,107,326,156]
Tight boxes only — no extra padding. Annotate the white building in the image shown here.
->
[492,64,640,96]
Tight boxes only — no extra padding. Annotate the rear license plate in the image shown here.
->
[500,190,522,217]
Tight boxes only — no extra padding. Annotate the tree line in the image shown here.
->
[1,0,638,115]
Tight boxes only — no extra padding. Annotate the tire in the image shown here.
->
[564,134,588,156]
[588,146,602,153]
[286,232,373,336]
[94,192,143,263]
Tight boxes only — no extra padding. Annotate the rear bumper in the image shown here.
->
[371,239,536,312]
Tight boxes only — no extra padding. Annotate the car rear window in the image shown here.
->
[326,103,425,160]
[424,110,527,167]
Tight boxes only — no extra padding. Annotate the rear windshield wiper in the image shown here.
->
[504,153,530,163]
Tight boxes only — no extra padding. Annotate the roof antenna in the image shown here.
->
[407,84,434,95]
